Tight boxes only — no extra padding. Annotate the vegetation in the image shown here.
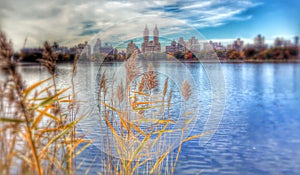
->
[1,29,208,174]
[96,50,206,175]
[0,30,90,175]
[17,45,299,63]
[207,46,299,61]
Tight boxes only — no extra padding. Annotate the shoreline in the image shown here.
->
[16,59,300,66]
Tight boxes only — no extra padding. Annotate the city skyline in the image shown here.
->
[1,0,299,50]
[21,32,299,57]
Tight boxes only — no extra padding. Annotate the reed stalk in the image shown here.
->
[0,30,90,175]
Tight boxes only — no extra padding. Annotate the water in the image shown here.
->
[13,62,300,174]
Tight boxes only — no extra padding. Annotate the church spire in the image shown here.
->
[144,25,149,36]
[153,24,159,36]
[153,24,159,44]
[143,24,149,43]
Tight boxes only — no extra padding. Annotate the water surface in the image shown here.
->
[16,62,300,175]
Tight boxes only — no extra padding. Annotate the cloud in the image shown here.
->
[151,0,261,28]
[0,0,260,50]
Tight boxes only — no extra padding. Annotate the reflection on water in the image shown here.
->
[7,63,300,175]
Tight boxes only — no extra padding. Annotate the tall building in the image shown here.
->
[177,37,186,52]
[254,34,265,45]
[93,38,115,55]
[141,25,161,53]
[253,34,268,50]
[186,36,200,52]
[94,38,102,53]
[126,40,137,54]
[232,38,244,51]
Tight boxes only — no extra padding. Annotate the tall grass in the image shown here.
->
[1,29,207,174]
[0,30,90,175]
[97,50,207,175]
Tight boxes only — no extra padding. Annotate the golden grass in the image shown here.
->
[0,30,90,175]
[0,29,207,174]
[97,49,207,175]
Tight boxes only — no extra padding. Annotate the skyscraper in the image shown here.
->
[94,38,101,53]
[253,34,268,50]
[186,36,200,53]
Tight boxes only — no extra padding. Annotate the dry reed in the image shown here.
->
[97,53,205,175]
[0,30,90,175]
[181,80,192,101]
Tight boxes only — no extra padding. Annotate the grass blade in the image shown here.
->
[150,144,174,174]
[0,117,26,123]
[39,118,79,159]
[23,77,52,98]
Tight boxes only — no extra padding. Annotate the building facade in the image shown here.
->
[126,40,137,54]
[204,40,226,51]
[141,25,161,53]
[93,38,115,55]
[165,40,177,53]
[253,34,268,50]
[186,36,200,53]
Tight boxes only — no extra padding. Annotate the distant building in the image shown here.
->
[69,41,91,57]
[226,44,233,50]
[69,46,77,55]
[165,40,177,53]
[177,37,186,52]
[245,34,268,50]
[232,38,244,51]
[294,36,299,46]
[186,36,200,52]
[253,34,268,50]
[204,40,226,51]
[203,42,212,51]
[92,38,116,55]
[94,38,102,53]
[141,25,161,53]
[254,34,264,45]
[274,38,293,48]
[51,42,70,55]
[215,43,226,51]
[21,47,43,54]
[53,46,69,55]
[100,43,113,55]
[126,41,137,54]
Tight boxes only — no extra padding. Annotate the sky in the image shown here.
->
[0,0,299,50]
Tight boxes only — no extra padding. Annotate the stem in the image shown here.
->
[14,75,42,175]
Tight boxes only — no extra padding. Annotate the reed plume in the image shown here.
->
[162,78,169,97]
[38,41,57,75]
[144,63,158,91]
[181,80,192,101]
[116,81,124,103]
[138,76,145,92]
[0,30,90,175]
[125,49,140,86]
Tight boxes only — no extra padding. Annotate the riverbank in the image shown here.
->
[17,58,300,65]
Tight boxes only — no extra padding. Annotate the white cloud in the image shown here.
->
[0,0,260,50]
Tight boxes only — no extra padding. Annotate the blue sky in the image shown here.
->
[0,0,299,49]
[199,0,300,40]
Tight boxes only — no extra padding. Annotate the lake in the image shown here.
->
[16,62,300,175]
